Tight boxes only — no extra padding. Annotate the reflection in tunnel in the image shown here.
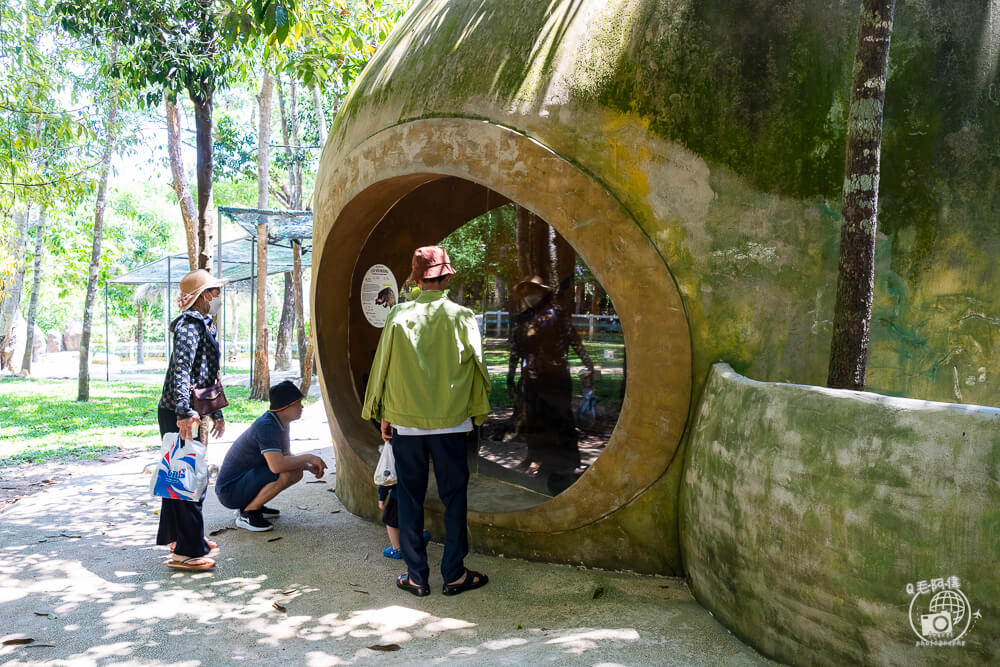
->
[349,180,626,507]
[437,203,626,498]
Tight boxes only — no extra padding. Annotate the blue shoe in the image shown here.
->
[383,546,403,559]
[422,530,432,545]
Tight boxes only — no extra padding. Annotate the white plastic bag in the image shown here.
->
[149,432,209,502]
[374,442,397,486]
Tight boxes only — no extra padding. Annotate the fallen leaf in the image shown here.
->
[42,480,56,485]
[32,612,49,616]
[2,638,34,645]
[515,624,522,630]
[209,527,233,537]
[592,586,605,599]
[59,534,81,539]
[368,644,400,652]
[267,537,283,543]
[272,602,286,612]
[329,510,340,514]
[352,590,369,595]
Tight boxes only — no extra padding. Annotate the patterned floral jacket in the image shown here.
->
[158,310,222,420]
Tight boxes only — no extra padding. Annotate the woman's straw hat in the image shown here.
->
[176,269,228,311]
[512,275,552,302]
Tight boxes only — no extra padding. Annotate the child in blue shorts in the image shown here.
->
[378,484,430,558]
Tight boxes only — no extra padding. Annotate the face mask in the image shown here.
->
[207,294,222,317]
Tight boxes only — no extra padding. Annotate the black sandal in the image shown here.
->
[442,569,488,596]
[397,573,430,597]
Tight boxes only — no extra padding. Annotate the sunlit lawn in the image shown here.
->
[482,337,626,370]
[0,377,271,467]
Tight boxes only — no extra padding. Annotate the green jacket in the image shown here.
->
[361,289,491,428]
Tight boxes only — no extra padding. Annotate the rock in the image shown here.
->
[45,330,62,353]
[63,321,83,352]
[32,324,43,361]
[2,313,27,373]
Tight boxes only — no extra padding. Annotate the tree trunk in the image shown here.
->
[299,334,315,398]
[827,0,896,390]
[515,205,553,283]
[20,208,47,374]
[0,206,30,354]
[251,63,274,401]
[257,65,273,210]
[292,241,307,378]
[136,303,145,365]
[79,43,120,401]
[165,99,199,270]
[274,271,295,370]
[312,83,327,146]
[552,229,575,312]
[229,292,239,360]
[252,224,270,400]
[589,283,603,314]
[190,92,215,272]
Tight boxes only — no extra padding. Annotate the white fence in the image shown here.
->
[475,311,621,339]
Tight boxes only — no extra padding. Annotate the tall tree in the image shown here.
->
[165,99,200,270]
[78,42,121,402]
[827,0,896,390]
[19,208,47,374]
[273,72,301,370]
[251,60,274,400]
[0,206,31,354]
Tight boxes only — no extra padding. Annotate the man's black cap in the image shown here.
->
[269,380,304,411]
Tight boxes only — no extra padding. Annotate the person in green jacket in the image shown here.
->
[362,245,491,597]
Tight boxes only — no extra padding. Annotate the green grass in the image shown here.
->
[482,338,626,370]
[0,378,272,467]
[488,371,624,409]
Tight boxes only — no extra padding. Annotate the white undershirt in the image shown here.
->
[395,418,473,436]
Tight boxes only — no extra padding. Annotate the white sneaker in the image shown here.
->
[235,511,273,532]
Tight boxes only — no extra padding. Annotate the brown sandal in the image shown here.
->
[167,556,215,571]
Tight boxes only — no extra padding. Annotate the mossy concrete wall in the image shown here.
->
[312,0,1000,579]
[680,363,999,665]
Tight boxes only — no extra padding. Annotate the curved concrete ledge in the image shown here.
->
[679,363,999,664]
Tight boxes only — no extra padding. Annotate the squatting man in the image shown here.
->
[214,380,327,531]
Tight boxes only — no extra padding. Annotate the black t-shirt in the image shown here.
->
[217,412,289,487]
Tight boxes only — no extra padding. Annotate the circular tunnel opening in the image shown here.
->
[313,119,691,531]
[347,177,626,509]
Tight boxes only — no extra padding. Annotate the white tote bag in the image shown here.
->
[149,433,210,502]
[373,443,397,486]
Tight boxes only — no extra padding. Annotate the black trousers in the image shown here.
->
[392,430,469,587]
[156,408,209,558]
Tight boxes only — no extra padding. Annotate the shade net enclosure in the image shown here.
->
[110,208,313,286]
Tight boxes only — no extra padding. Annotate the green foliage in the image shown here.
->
[440,203,517,306]
[213,112,258,181]
[0,377,289,466]
[0,0,99,215]
[290,0,411,90]
[56,0,300,108]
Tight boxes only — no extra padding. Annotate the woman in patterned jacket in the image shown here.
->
[156,269,227,570]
